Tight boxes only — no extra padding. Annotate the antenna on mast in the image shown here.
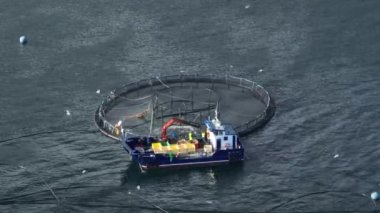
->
[214,101,220,121]
[212,101,222,128]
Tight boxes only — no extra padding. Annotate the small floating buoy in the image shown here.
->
[371,192,380,201]
[245,4,250,9]
[96,89,100,94]
[19,35,27,45]
[334,154,339,158]
[136,185,140,190]
[82,169,87,174]
[66,110,71,116]
[258,69,264,73]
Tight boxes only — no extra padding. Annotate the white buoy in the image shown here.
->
[136,185,140,190]
[371,192,380,201]
[245,4,250,9]
[66,110,71,116]
[19,35,27,45]
[96,89,100,94]
[258,69,264,73]
[82,169,87,174]
[334,154,339,158]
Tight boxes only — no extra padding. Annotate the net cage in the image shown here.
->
[95,74,276,140]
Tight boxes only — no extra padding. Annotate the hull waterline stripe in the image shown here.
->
[141,159,232,169]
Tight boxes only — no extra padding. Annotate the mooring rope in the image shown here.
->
[19,166,61,212]
[267,190,376,212]
[0,129,97,145]
[1,184,377,213]
[128,191,169,213]
[156,76,170,89]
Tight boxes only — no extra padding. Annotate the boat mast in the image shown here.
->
[214,101,220,121]
[149,95,156,136]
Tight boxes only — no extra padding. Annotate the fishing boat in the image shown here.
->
[95,74,276,171]
[118,113,244,171]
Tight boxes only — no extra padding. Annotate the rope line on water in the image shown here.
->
[267,190,376,212]
[156,76,170,89]
[17,167,61,213]
[0,184,169,212]
[0,200,378,213]
[128,191,169,213]
[0,186,378,213]
[0,129,98,145]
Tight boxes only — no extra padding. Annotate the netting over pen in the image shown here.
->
[95,74,275,140]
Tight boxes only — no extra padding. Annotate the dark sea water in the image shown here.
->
[1,0,380,212]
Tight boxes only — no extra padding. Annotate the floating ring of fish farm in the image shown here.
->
[95,74,275,141]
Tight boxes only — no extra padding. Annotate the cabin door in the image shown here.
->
[216,139,221,150]
[232,136,236,149]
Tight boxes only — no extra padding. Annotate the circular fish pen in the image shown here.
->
[95,74,276,140]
